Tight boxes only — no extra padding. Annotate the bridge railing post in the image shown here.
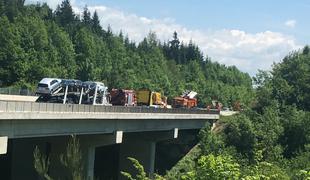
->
[7,101,16,112]
[0,101,8,112]
[23,102,31,112]
[46,103,53,112]
[38,103,46,112]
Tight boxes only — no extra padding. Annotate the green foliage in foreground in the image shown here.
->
[182,154,241,180]
[164,47,310,180]
[60,135,84,180]
[165,145,200,179]
[33,146,53,180]
[121,157,165,180]
[123,151,289,180]
[33,135,83,180]
[159,126,290,180]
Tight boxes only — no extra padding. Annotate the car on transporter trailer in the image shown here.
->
[36,78,62,95]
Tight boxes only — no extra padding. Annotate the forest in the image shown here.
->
[157,46,310,180]
[1,0,310,179]
[0,0,253,108]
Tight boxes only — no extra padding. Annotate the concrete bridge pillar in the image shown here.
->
[86,145,96,179]
[79,134,116,180]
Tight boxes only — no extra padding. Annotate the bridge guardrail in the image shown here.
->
[0,87,34,96]
[0,100,219,114]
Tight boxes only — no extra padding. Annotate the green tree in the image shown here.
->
[253,70,275,112]
[46,21,76,78]
[33,135,85,180]
[14,16,50,84]
[199,123,226,155]
[82,6,91,27]
[280,106,310,157]
[223,114,256,160]
[296,169,310,180]
[121,157,164,180]
[253,105,284,161]
[289,144,310,178]
[0,0,4,16]
[33,146,53,180]
[3,0,25,21]
[182,154,241,180]
[243,150,289,180]
[0,16,25,85]
[74,27,97,81]
[55,0,76,27]
[169,31,180,64]
[92,11,102,35]
[60,135,84,180]
[272,47,310,111]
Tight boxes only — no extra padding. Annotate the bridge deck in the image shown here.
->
[0,100,219,138]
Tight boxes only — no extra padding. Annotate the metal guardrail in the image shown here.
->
[0,88,34,96]
[0,101,219,115]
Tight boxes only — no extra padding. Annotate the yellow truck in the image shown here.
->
[136,89,165,107]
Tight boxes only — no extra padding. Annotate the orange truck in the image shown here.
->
[172,91,198,108]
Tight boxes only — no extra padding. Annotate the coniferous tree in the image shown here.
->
[82,6,91,27]
[0,0,4,16]
[92,10,102,35]
[33,146,53,180]
[169,31,180,63]
[41,3,53,20]
[3,0,25,20]
[302,45,309,55]
[179,42,187,64]
[55,0,75,27]
[104,24,113,40]
[60,135,84,180]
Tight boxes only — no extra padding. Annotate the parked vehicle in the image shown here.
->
[82,81,108,95]
[36,78,110,105]
[172,91,197,108]
[79,81,108,105]
[36,78,62,95]
[110,89,136,106]
[136,89,167,108]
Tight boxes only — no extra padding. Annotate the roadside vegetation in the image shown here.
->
[124,46,310,179]
[34,135,83,180]
[0,0,252,108]
[1,0,310,179]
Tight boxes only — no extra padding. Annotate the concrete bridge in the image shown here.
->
[0,100,219,180]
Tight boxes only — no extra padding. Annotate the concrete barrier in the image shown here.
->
[0,94,38,102]
[7,101,16,112]
[39,103,47,112]
[23,102,32,111]
[0,101,7,112]
[0,100,219,115]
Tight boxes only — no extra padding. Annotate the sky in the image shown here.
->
[25,0,310,76]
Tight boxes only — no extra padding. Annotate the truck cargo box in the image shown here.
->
[110,89,136,106]
[136,90,162,106]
